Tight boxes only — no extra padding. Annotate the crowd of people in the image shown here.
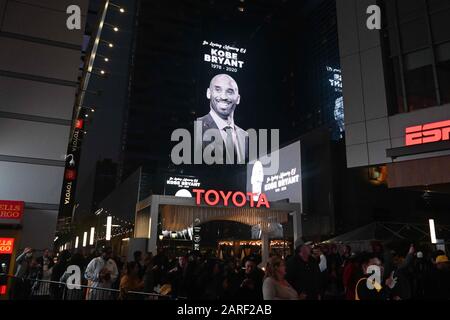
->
[6,239,450,300]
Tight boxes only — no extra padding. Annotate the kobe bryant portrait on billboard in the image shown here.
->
[196,74,249,164]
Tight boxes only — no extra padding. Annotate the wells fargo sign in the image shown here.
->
[192,189,270,208]
[405,120,450,146]
[0,200,24,224]
[0,238,14,254]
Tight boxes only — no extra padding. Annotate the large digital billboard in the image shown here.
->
[246,141,302,204]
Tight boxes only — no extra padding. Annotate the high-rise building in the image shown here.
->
[91,159,118,211]
[118,0,300,194]
[295,0,343,139]
[337,0,450,225]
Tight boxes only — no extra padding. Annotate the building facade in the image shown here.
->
[0,0,88,254]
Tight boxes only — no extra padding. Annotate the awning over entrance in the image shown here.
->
[161,205,289,231]
[134,194,302,257]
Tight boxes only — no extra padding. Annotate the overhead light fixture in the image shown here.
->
[75,236,79,249]
[84,114,89,118]
[54,236,59,242]
[113,27,119,32]
[429,219,437,244]
[104,57,109,62]
[106,216,112,241]
[83,232,87,247]
[91,108,95,112]
[95,208,104,216]
[100,70,105,75]
[90,227,95,245]
[120,8,125,13]
[108,43,114,48]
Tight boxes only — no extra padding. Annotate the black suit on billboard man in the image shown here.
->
[196,74,248,164]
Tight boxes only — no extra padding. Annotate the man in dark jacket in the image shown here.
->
[286,239,321,300]
[236,257,264,300]
[169,255,196,299]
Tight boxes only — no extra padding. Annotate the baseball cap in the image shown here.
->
[436,255,449,264]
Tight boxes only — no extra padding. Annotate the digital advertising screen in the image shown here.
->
[246,140,302,204]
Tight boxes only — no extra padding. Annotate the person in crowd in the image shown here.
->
[143,253,155,294]
[28,257,45,299]
[30,249,54,299]
[10,247,34,300]
[371,241,394,280]
[169,254,196,299]
[36,249,54,278]
[388,244,415,300]
[14,247,33,278]
[341,245,352,267]
[119,261,144,300]
[198,258,225,300]
[342,253,361,300]
[222,257,242,299]
[312,245,328,298]
[427,254,450,299]
[286,239,321,300]
[354,253,397,300]
[111,254,124,289]
[48,250,70,300]
[412,251,432,299]
[326,243,344,299]
[236,256,264,300]
[60,251,86,300]
[133,250,144,280]
[84,247,118,300]
[263,256,298,300]
[153,247,169,286]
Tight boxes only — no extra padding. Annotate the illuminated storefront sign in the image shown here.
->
[0,238,15,254]
[405,120,450,146]
[192,189,270,208]
[0,200,24,224]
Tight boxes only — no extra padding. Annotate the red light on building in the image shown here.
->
[0,285,7,295]
[405,120,450,146]
[0,238,14,254]
[65,169,77,181]
[75,119,84,129]
[192,189,270,208]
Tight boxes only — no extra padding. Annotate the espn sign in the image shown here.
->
[0,200,24,224]
[0,238,15,254]
[405,120,450,146]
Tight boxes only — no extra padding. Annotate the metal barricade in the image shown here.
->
[1,274,176,301]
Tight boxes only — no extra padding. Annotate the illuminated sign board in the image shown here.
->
[326,66,342,93]
[192,189,270,208]
[405,120,450,146]
[164,175,201,197]
[0,200,24,224]
[247,141,302,204]
[202,40,246,73]
[0,238,15,254]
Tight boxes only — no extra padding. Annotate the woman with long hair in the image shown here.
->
[263,256,299,300]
